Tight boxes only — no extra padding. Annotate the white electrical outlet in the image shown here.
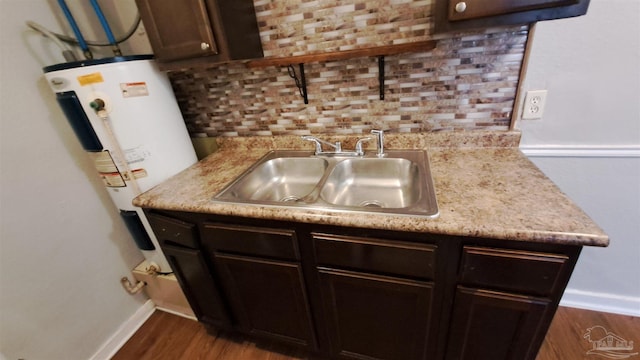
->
[522,90,548,119]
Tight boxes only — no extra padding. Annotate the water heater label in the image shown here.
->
[120,82,149,98]
[77,72,104,86]
[88,151,126,187]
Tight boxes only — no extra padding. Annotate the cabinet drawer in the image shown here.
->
[313,234,436,280]
[147,213,198,248]
[203,223,299,261]
[459,246,569,296]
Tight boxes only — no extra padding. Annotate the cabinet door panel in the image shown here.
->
[448,0,578,21]
[163,245,229,327]
[435,0,589,33]
[214,253,316,349]
[445,286,551,360]
[136,0,218,61]
[319,268,434,360]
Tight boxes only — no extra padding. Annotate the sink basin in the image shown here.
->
[320,158,422,208]
[220,157,328,202]
[214,150,438,218]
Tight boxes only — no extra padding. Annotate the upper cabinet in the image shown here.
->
[434,0,590,33]
[135,0,263,70]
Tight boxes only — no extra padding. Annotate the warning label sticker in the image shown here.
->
[77,72,104,86]
[120,82,149,98]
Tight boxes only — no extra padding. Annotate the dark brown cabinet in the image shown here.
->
[445,287,550,360]
[135,0,263,68]
[144,210,582,360]
[201,222,317,350]
[434,0,590,33]
[318,268,434,360]
[146,213,229,328]
[443,246,575,360]
[162,245,230,327]
[313,233,438,360]
[213,254,317,349]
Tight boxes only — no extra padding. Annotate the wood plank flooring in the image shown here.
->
[113,306,640,359]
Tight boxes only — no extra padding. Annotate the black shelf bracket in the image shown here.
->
[287,64,308,104]
[287,57,385,104]
[378,55,385,100]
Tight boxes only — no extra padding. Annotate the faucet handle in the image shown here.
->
[301,135,323,154]
[354,137,371,155]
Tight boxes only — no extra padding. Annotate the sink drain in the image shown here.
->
[359,200,385,208]
[281,196,302,202]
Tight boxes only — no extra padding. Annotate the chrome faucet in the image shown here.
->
[370,129,385,157]
[354,137,371,156]
[301,135,342,155]
[301,135,371,156]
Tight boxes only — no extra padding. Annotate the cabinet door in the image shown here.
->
[445,286,551,360]
[162,245,230,327]
[135,0,218,61]
[213,253,317,350]
[434,0,589,33]
[447,0,578,21]
[318,268,435,360]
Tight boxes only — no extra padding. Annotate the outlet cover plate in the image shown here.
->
[522,90,547,119]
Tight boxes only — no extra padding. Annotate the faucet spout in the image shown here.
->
[370,129,386,157]
[301,136,342,154]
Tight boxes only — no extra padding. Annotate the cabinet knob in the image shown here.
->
[201,42,210,51]
[454,1,467,13]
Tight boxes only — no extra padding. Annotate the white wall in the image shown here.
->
[516,0,640,315]
[1,1,153,359]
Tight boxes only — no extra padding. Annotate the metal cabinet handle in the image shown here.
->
[455,1,467,13]
[201,42,210,51]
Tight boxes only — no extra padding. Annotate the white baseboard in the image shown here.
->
[156,306,197,321]
[520,144,640,158]
[89,300,156,360]
[560,289,640,317]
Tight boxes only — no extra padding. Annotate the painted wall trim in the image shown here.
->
[560,289,640,317]
[156,306,198,321]
[520,145,640,158]
[89,300,156,360]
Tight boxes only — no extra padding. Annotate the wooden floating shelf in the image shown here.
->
[247,40,438,68]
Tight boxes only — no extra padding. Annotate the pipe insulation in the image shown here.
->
[57,0,92,59]
[51,14,141,47]
[89,0,122,56]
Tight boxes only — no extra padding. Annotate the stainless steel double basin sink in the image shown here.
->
[213,150,439,218]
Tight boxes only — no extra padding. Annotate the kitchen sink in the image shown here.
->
[222,157,328,202]
[213,150,438,218]
[320,158,422,208]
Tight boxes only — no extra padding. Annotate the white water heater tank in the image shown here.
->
[44,55,197,272]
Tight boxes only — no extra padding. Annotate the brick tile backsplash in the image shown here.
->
[168,0,528,137]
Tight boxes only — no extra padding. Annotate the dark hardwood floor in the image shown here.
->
[113,306,640,360]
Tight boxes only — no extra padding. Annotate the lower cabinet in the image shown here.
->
[212,253,317,349]
[162,245,230,327]
[318,268,434,360]
[146,213,229,328]
[441,245,573,360]
[201,221,318,350]
[445,287,550,360]
[145,210,581,360]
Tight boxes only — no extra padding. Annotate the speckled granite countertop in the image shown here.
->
[133,131,608,247]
